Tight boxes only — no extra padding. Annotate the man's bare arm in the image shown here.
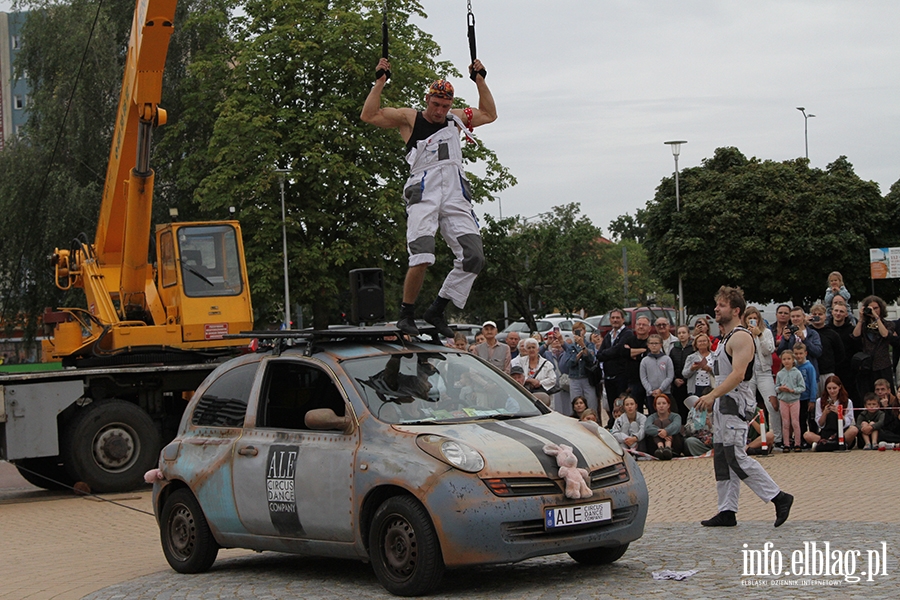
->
[450,59,497,127]
[361,58,415,137]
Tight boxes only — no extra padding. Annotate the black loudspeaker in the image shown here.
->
[349,268,385,324]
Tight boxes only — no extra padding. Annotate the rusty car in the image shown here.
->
[151,327,648,596]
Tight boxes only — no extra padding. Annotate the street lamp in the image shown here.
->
[664,140,687,326]
[796,107,815,160]
[274,168,292,330]
[491,195,503,219]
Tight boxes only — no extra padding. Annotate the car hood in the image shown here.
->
[393,412,621,478]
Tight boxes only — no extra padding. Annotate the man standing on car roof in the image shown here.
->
[361,57,497,339]
[695,286,793,528]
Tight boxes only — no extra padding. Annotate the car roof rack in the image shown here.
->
[228,325,448,356]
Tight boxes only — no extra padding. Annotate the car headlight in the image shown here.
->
[416,435,485,473]
[581,420,624,456]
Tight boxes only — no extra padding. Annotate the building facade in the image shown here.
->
[0,11,30,149]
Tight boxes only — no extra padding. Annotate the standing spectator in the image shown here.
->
[744,306,781,448]
[596,309,634,425]
[655,317,676,354]
[545,332,570,412]
[828,300,859,399]
[683,333,715,397]
[669,325,693,422]
[505,331,521,360]
[777,306,823,373]
[588,330,606,418]
[625,315,652,413]
[517,338,557,398]
[472,321,511,373]
[639,334,674,414]
[823,271,851,321]
[850,295,895,398]
[769,304,792,374]
[692,316,717,350]
[565,324,599,414]
[793,343,818,439]
[808,303,845,397]
[776,350,805,452]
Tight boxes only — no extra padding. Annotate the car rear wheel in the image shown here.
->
[160,488,219,573]
[368,495,444,596]
[568,543,630,565]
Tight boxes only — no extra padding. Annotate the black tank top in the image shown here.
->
[406,111,449,152]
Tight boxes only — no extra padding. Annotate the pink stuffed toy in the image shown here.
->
[543,443,592,499]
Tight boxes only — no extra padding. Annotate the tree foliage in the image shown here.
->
[642,147,899,308]
[454,204,618,330]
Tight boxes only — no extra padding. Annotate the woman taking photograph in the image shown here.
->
[744,306,781,447]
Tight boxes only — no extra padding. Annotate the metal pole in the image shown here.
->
[280,174,291,329]
[674,155,683,326]
[622,245,629,306]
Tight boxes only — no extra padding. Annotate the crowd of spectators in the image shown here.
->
[460,271,900,458]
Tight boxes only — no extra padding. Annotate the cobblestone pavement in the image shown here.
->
[3,450,900,599]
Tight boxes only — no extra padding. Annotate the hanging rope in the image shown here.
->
[374,0,391,80]
[467,0,486,81]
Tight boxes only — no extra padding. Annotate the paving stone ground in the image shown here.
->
[2,449,899,600]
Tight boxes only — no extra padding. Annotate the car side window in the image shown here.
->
[258,361,346,430]
[191,362,259,427]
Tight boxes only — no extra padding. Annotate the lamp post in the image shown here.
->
[275,168,292,330]
[796,107,815,159]
[664,140,687,326]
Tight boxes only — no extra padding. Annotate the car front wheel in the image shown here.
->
[568,543,630,565]
[368,495,444,596]
[160,488,219,573]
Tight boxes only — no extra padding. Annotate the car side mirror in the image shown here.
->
[304,408,355,434]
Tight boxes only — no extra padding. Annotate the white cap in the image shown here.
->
[482,321,497,328]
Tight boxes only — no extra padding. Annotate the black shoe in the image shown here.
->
[423,306,454,338]
[747,447,763,456]
[701,510,736,527]
[772,491,793,527]
[396,316,419,336]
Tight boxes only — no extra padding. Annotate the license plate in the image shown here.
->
[545,501,612,529]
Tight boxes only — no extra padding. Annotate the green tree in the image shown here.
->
[642,147,898,308]
[193,0,514,328]
[462,204,618,331]
[608,209,647,244]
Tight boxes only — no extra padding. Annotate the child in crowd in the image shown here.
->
[793,343,818,438]
[570,396,587,419]
[611,396,646,450]
[639,334,674,413]
[857,393,885,449]
[823,271,851,320]
[874,378,900,444]
[579,408,599,423]
[776,349,805,451]
[644,394,683,460]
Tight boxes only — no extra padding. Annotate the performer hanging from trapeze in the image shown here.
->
[360,7,496,338]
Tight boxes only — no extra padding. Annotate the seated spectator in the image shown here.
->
[746,414,776,456]
[611,396,646,451]
[682,394,713,456]
[579,408,599,423]
[804,375,858,450]
[856,393,885,450]
[570,396,588,419]
[874,379,900,444]
[610,393,626,424]
[683,333,714,397]
[644,394,683,460]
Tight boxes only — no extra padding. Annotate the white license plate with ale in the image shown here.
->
[545,500,612,529]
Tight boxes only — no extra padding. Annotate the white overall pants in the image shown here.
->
[403,115,483,309]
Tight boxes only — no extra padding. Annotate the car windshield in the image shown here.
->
[343,351,545,425]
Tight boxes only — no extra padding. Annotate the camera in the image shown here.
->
[864,306,874,317]
[785,324,799,334]
[748,318,757,327]
[810,315,821,323]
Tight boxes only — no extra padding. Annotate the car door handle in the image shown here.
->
[238,446,258,457]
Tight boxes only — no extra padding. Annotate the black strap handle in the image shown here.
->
[375,2,391,81]
[467,9,486,81]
